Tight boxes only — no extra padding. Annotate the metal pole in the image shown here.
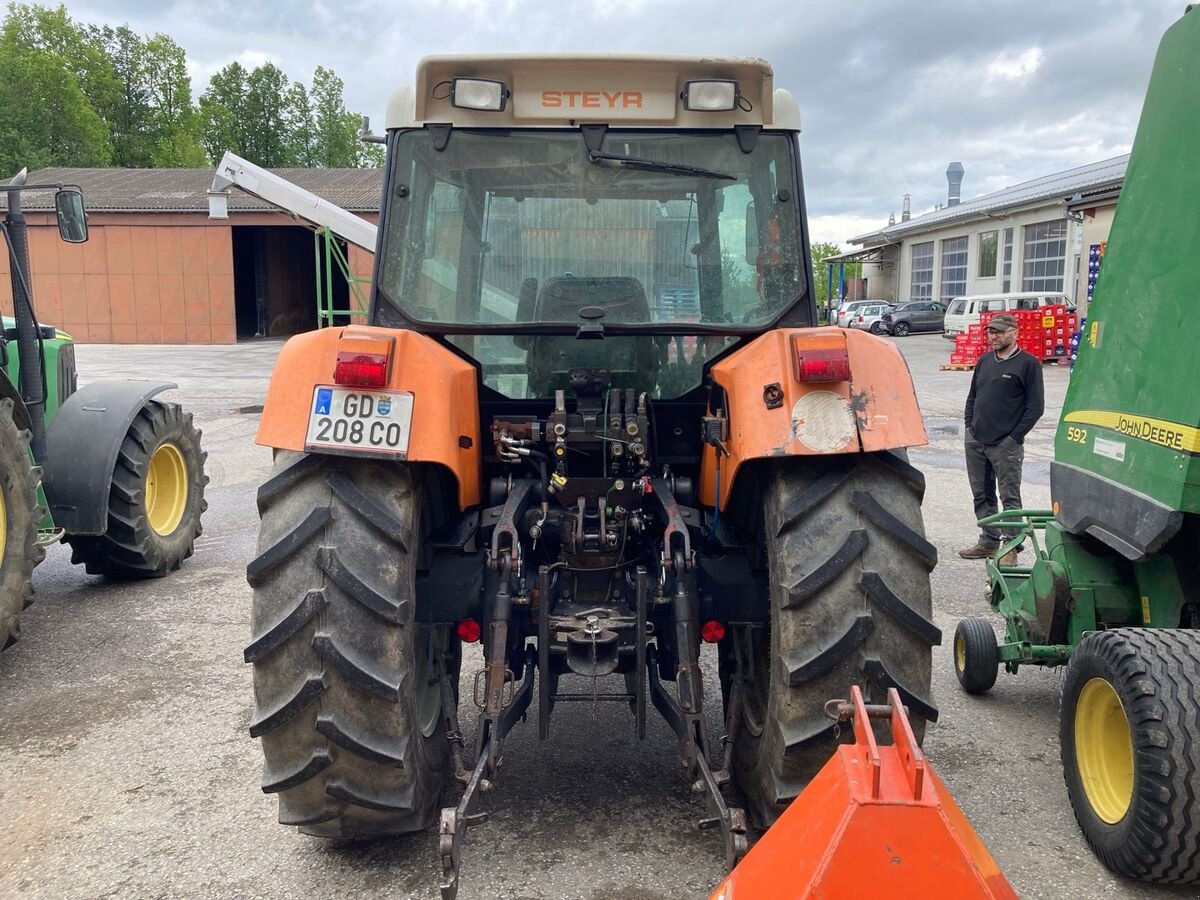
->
[5,171,47,462]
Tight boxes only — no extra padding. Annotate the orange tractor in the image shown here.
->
[245,56,941,896]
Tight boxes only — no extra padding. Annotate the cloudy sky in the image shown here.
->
[65,0,1184,245]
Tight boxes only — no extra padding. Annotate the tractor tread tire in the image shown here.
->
[0,398,45,651]
[1061,628,1200,884]
[730,451,939,826]
[65,401,206,579]
[247,451,448,838]
[953,617,999,694]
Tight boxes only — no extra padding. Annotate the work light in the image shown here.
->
[681,80,739,111]
[451,78,509,111]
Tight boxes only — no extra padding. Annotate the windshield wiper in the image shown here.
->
[587,150,734,180]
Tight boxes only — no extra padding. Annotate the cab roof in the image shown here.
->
[385,54,801,131]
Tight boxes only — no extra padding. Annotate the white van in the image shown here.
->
[942,292,1073,339]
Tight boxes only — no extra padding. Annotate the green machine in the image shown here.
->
[951,7,1200,885]
[0,172,208,653]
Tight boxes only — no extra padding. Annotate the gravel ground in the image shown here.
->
[0,334,1192,899]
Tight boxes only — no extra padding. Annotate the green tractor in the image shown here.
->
[952,7,1200,885]
[0,170,208,652]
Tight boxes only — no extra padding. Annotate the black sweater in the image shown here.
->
[964,348,1045,445]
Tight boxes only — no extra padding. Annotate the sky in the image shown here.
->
[63,0,1185,246]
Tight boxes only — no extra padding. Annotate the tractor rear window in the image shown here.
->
[378,130,805,329]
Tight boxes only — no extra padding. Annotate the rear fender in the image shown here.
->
[699,327,926,509]
[256,327,482,509]
[42,380,177,534]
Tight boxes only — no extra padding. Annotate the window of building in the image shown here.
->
[1022,219,1067,291]
[978,230,998,278]
[1001,227,1014,292]
[940,236,968,301]
[910,241,934,300]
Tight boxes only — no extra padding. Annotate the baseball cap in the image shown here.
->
[986,314,1018,332]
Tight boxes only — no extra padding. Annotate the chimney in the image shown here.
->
[888,211,896,226]
[946,162,964,207]
[901,194,911,222]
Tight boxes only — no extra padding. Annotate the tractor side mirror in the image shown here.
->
[55,188,88,243]
[744,201,757,264]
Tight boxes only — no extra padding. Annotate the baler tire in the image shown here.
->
[953,617,999,694]
[64,401,207,578]
[728,452,939,827]
[1060,628,1200,884]
[246,451,451,837]
[0,398,44,651]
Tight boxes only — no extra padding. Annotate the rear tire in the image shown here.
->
[953,617,998,694]
[892,322,911,336]
[1060,629,1200,883]
[0,398,44,651]
[869,322,886,335]
[246,452,451,837]
[65,401,207,578]
[728,452,939,826]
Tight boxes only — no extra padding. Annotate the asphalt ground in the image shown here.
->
[1,333,1193,899]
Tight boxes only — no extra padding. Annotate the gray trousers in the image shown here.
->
[965,430,1025,546]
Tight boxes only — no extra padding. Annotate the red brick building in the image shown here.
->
[0,167,381,343]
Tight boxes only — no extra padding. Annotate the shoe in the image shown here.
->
[998,545,1023,567]
[958,543,999,559]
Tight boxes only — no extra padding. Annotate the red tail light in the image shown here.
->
[791,342,851,383]
[333,331,394,388]
[334,352,389,388]
[701,620,726,643]
[456,619,482,643]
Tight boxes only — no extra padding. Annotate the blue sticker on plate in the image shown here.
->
[377,396,392,416]
[315,388,333,415]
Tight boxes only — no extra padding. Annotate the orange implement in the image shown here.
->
[711,687,1016,900]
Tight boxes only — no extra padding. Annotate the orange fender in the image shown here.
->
[699,328,927,509]
[256,326,481,509]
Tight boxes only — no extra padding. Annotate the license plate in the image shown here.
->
[305,386,413,456]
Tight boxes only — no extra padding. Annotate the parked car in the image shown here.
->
[835,299,890,328]
[846,301,891,333]
[882,300,947,336]
[942,291,1073,339]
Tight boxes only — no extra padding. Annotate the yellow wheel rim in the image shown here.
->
[955,633,967,673]
[146,443,188,537]
[1075,677,1135,824]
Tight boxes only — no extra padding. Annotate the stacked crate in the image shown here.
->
[948,324,990,366]
[947,306,1079,368]
[1032,305,1077,361]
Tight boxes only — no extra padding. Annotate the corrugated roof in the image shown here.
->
[850,154,1129,245]
[1,166,384,213]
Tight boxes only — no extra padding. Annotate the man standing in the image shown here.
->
[958,313,1045,563]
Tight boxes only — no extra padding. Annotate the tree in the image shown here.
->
[244,62,291,167]
[311,65,358,168]
[810,241,862,308]
[0,4,111,173]
[142,34,207,166]
[199,61,250,163]
[285,82,316,167]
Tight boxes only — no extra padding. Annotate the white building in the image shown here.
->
[838,156,1127,315]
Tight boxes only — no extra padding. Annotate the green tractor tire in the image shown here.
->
[1060,628,1200,884]
[0,397,45,650]
[953,617,999,694]
[65,400,207,578]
